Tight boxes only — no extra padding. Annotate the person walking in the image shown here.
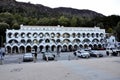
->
[34,52,37,60]
[0,49,3,60]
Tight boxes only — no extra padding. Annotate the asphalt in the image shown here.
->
[60,60,120,80]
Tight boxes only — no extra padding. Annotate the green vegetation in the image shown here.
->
[0,0,120,47]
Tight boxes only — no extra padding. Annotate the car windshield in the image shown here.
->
[24,53,32,56]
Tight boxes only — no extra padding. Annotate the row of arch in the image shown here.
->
[7,32,104,38]
[6,44,104,54]
[7,38,105,45]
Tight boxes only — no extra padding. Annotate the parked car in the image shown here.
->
[23,53,34,62]
[86,50,103,57]
[73,50,90,58]
[42,52,55,60]
[106,48,120,56]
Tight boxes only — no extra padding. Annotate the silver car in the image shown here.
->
[23,53,34,62]
[74,50,90,58]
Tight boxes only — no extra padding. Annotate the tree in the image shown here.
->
[0,12,15,26]
[96,22,104,28]
[0,22,10,32]
[37,17,50,25]
[70,16,77,27]
[107,27,113,33]
[115,21,120,41]
[58,16,69,26]
[78,17,90,27]
[12,22,19,29]
[49,18,58,26]
[28,18,37,25]
[0,22,10,47]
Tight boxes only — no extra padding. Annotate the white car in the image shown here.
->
[42,52,55,60]
[73,50,90,58]
[23,53,34,62]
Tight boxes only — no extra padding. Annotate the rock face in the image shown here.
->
[0,0,105,18]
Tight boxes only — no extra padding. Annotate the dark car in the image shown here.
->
[23,53,34,62]
[86,50,103,57]
[42,52,55,60]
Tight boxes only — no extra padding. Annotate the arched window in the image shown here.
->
[27,39,32,44]
[21,39,26,44]
[14,32,19,38]
[21,33,25,38]
[33,33,38,38]
[77,33,81,38]
[51,39,55,43]
[83,39,90,43]
[82,33,86,38]
[96,33,99,38]
[73,39,80,44]
[27,33,31,38]
[45,39,50,43]
[63,39,70,44]
[63,33,70,38]
[56,33,61,38]
[91,33,95,38]
[56,39,61,43]
[33,39,38,44]
[92,39,99,43]
[100,39,104,43]
[8,32,12,38]
[45,33,50,37]
[87,33,90,38]
[100,33,104,37]
[39,39,43,43]
[72,33,76,38]
[51,33,55,38]
[8,39,19,45]
[39,33,44,38]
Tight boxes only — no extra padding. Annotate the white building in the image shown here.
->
[5,25,106,54]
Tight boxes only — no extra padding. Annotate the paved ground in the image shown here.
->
[0,56,120,80]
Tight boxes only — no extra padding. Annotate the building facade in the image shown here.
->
[5,25,106,54]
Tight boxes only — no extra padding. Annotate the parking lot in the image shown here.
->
[0,50,112,65]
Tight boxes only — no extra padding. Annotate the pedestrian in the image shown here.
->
[0,52,3,60]
[0,52,2,60]
[2,52,5,57]
[73,52,76,56]
[34,52,37,60]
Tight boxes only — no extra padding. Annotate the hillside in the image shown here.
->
[0,0,104,18]
[54,7,104,18]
